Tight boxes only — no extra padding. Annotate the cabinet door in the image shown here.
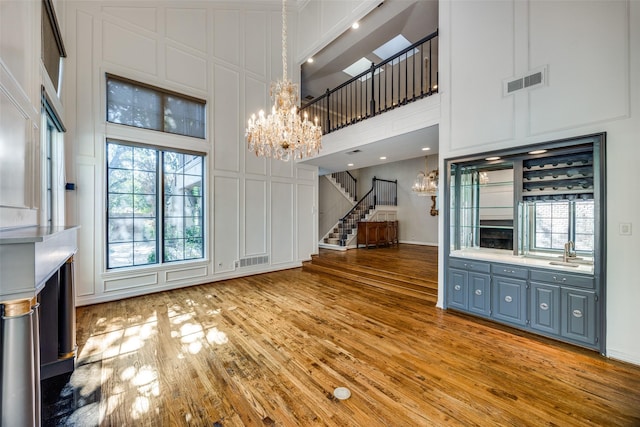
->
[561,288,596,345]
[530,282,560,335]
[448,268,468,310]
[468,273,491,317]
[492,277,527,326]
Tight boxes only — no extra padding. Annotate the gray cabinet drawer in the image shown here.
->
[449,258,490,273]
[492,264,528,279]
[530,270,594,289]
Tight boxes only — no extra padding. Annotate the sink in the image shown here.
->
[549,261,580,268]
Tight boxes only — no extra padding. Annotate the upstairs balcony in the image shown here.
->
[300,30,438,136]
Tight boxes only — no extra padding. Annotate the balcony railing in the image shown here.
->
[300,30,438,135]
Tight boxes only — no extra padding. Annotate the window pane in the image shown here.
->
[533,201,569,250]
[163,152,204,262]
[575,200,595,252]
[107,141,158,268]
[108,169,133,193]
[107,75,205,138]
[109,243,133,268]
[106,141,204,269]
[165,96,205,138]
[108,218,133,243]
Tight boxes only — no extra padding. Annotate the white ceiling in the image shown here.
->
[301,0,439,100]
[298,0,440,175]
[300,125,439,175]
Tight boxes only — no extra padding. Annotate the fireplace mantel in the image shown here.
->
[0,225,79,426]
[0,225,78,300]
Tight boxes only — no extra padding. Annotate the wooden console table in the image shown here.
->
[357,221,398,248]
[0,225,78,427]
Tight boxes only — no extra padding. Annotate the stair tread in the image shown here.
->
[302,262,436,302]
[308,255,436,289]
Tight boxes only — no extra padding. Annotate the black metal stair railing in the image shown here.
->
[337,177,397,246]
[330,171,357,201]
[301,30,438,135]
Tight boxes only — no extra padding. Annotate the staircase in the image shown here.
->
[322,205,373,246]
[321,176,398,249]
[302,249,438,303]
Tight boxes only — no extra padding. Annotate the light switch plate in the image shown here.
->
[619,223,632,235]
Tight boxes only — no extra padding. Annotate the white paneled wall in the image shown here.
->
[64,1,319,305]
[439,0,640,365]
[0,0,41,228]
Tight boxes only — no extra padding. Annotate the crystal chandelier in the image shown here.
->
[412,157,439,196]
[245,0,322,161]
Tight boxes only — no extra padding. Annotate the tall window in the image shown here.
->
[532,200,594,253]
[42,89,65,226]
[106,74,206,139]
[107,141,204,269]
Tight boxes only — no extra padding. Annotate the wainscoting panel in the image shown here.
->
[449,0,515,150]
[104,272,158,292]
[214,9,240,66]
[102,6,157,33]
[213,64,240,172]
[528,1,629,135]
[244,179,267,256]
[76,10,95,158]
[165,8,207,53]
[165,45,207,92]
[270,181,294,265]
[102,20,157,75]
[244,11,267,78]
[296,182,316,261]
[243,76,268,176]
[214,176,239,273]
[165,265,208,283]
[75,163,96,297]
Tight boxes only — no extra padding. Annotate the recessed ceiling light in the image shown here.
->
[421,147,430,151]
[379,156,387,160]
[485,156,501,161]
[528,149,547,155]
[307,57,314,64]
[352,22,360,30]
[347,163,354,167]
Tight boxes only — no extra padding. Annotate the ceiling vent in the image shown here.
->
[503,66,547,96]
[346,149,362,155]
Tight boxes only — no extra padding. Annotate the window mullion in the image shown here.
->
[158,151,164,264]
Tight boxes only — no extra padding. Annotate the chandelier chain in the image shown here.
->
[282,0,287,82]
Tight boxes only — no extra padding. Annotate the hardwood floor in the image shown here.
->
[47,245,640,426]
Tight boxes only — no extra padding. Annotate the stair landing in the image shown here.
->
[303,244,438,303]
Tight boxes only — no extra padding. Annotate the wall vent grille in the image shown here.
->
[504,66,547,95]
[237,255,269,268]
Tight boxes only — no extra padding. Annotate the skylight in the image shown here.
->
[342,57,373,78]
[373,34,419,66]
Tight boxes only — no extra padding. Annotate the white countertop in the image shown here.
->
[450,248,594,275]
[0,225,79,244]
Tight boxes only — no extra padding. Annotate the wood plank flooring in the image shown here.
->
[52,245,640,426]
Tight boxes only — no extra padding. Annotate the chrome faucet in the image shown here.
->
[563,240,576,262]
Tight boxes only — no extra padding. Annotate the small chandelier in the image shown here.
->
[245,0,322,161]
[412,157,439,196]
